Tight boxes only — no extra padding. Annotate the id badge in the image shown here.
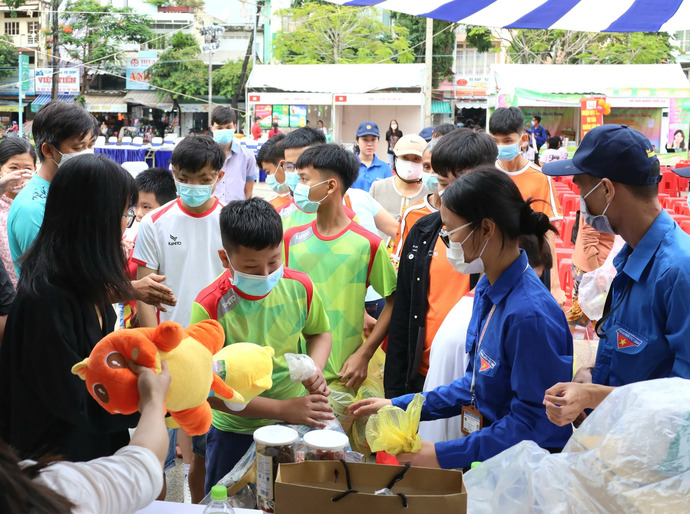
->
[461,405,483,436]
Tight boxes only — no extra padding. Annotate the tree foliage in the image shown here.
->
[213,59,252,99]
[147,31,207,104]
[393,14,456,87]
[273,2,414,64]
[465,27,676,65]
[59,0,153,94]
[0,35,19,80]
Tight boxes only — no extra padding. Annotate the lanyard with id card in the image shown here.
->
[461,304,497,437]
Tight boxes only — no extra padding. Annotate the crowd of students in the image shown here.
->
[0,99,689,512]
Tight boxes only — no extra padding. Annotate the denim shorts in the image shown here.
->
[163,428,208,471]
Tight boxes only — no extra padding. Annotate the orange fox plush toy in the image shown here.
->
[72,320,242,436]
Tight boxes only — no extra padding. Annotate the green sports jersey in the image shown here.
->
[275,198,358,232]
[284,220,397,382]
[191,267,330,434]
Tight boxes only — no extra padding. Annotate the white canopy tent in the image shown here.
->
[246,63,426,150]
[324,0,690,32]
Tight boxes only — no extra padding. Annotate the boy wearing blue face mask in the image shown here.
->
[256,133,292,210]
[210,106,257,203]
[284,144,397,391]
[191,197,333,494]
[133,135,226,330]
[489,107,566,307]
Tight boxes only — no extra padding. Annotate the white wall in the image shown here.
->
[334,105,424,162]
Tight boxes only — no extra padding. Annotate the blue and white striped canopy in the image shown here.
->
[325,0,690,32]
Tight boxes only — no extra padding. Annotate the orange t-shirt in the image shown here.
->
[269,193,292,211]
[420,239,471,375]
[496,160,563,222]
[391,194,437,268]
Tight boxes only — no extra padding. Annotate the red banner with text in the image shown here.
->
[580,97,604,138]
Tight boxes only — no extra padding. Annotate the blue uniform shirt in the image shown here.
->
[393,251,573,469]
[351,154,391,192]
[592,210,690,386]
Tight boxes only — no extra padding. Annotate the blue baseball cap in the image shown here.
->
[356,121,379,138]
[542,124,661,186]
[419,126,434,142]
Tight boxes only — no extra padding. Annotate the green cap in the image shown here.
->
[470,461,481,469]
[210,485,228,501]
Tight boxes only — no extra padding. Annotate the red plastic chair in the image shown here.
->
[560,215,577,248]
[561,194,580,217]
[667,198,687,214]
[559,258,573,299]
[672,214,690,226]
[660,170,680,197]
[676,201,690,216]
[680,220,690,234]
[557,247,574,265]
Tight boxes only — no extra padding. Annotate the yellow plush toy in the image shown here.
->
[212,343,275,405]
[72,320,247,436]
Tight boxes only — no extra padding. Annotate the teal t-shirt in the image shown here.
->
[7,173,50,274]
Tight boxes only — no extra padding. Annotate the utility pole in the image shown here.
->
[50,0,60,100]
[18,52,24,137]
[424,17,433,127]
[200,25,225,129]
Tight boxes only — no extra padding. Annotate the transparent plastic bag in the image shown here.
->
[366,393,425,456]
[285,353,317,383]
[465,378,690,513]
[578,236,625,320]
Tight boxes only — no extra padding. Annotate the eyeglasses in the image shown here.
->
[439,222,471,248]
[283,162,295,172]
[123,208,136,229]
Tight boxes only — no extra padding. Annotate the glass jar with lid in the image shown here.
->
[254,425,298,513]
[303,429,349,462]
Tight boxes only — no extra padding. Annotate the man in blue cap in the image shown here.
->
[540,124,690,426]
[352,121,392,192]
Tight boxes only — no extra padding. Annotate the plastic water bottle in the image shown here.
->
[203,485,235,514]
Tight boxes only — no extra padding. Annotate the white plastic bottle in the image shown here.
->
[203,485,236,514]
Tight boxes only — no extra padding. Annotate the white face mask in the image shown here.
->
[443,222,488,274]
[396,159,423,181]
[53,147,95,168]
[581,180,615,234]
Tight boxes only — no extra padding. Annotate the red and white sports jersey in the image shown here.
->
[132,197,226,327]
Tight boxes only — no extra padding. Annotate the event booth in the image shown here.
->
[488,64,690,162]
[246,63,426,160]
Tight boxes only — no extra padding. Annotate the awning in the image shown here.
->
[179,95,231,113]
[491,64,690,98]
[123,90,173,111]
[31,94,76,113]
[455,99,487,110]
[248,63,425,94]
[85,93,127,113]
[324,1,690,32]
[431,100,452,114]
[0,100,29,113]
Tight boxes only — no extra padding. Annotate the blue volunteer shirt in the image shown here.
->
[7,173,50,274]
[393,251,573,469]
[592,210,690,386]
[351,154,391,192]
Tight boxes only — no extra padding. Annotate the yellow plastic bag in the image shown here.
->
[366,393,425,456]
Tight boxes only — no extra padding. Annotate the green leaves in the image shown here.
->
[147,31,207,100]
[273,2,413,64]
[0,35,19,80]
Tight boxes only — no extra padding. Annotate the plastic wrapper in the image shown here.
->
[578,235,625,320]
[465,378,690,513]
[366,393,425,456]
[285,353,317,382]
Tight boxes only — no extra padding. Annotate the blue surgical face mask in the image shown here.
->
[421,172,438,193]
[175,180,216,208]
[266,172,290,194]
[228,254,283,297]
[294,180,328,213]
[284,171,299,191]
[213,129,235,145]
[581,180,615,234]
[497,142,519,162]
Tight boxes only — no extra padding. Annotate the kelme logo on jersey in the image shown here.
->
[168,234,182,246]
[478,350,496,373]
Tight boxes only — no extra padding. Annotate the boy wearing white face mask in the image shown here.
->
[489,107,566,308]
[191,197,332,495]
[370,134,429,222]
[7,101,98,269]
